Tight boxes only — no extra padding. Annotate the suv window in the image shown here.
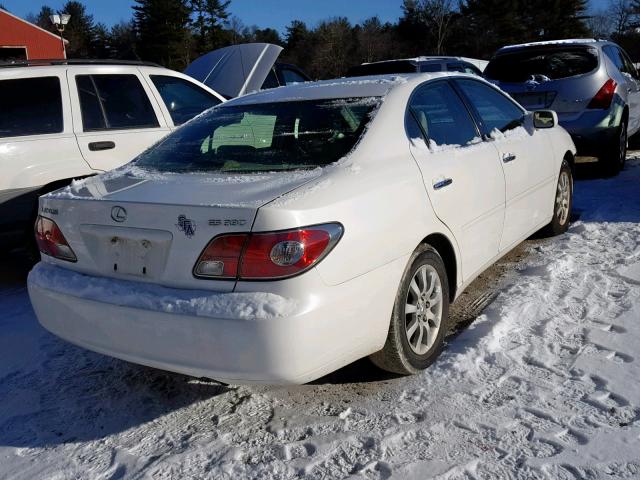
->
[603,46,625,71]
[485,46,599,82]
[617,48,638,78]
[447,63,481,75]
[150,75,221,126]
[409,81,478,147]
[261,69,280,89]
[456,79,524,134]
[76,74,159,131]
[420,63,443,73]
[0,77,63,138]
[281,68,307,85]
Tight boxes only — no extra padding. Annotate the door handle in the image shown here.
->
[433,178,453,190]
[88,141,116,151]
[502,153,517,163]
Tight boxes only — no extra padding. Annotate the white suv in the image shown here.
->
[0,60,225,251]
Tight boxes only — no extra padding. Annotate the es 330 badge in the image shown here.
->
[176,214,196,238]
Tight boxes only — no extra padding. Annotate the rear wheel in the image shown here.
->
[601,119,627,176]
[370,246,449,375]
[544,160,573,236]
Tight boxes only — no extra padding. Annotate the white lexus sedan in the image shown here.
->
[28,73,575,384]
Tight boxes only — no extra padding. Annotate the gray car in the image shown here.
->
[485,39,640,174]
[346,57,485,77]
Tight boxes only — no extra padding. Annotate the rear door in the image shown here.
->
[455,78,556,250]
[69,67,171,172]
[407,80,506,279]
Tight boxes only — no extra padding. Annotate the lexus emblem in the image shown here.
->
[111,206,127,223]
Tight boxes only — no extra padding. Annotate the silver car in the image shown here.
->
[485,39,640,174]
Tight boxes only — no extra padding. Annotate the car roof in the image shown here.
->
[496,38,608,53]
[0,62,170,76]
[223,72,479,106]
[359,56,472,66]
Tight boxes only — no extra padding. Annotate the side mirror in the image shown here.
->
[533,110,558,129]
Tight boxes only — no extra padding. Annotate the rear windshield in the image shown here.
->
[485,46,599,82]
[135,97,381,173]
[346,61,418,77]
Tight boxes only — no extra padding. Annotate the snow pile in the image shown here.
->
[2,156,640,479]
[28,262,298,320]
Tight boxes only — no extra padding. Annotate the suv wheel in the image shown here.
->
[601,119,627,176]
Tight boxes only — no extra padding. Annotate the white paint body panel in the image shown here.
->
[0,64,225,192]
[28,73,576,384]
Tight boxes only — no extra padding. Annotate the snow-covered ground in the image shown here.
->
[1,156,639,479]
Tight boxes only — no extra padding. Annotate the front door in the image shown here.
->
[407,81,506,280]
[68,67,170,172]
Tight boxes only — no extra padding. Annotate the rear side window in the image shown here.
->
[409,81,478,147]
[604,46,638,77]
[76,74,159,131]
[485,46,599,82]
[0,77,63,138]
[456,79,524,133]
[150,75,221,126]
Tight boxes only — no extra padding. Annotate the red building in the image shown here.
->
[0,9,67,61]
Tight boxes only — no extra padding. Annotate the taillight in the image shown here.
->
[34,216,77,262]
[588,79,617,109]
[194,234,247,278]
[193,223,343,281]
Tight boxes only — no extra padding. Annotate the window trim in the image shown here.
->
[451,77,526,138]
[75,73,161,132]
[405,78,483,149]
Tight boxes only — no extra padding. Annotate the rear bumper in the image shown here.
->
[558,106,623,158]
[27,259,404,384]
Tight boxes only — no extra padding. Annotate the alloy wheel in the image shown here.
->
[555,171,571,226]
[404,264,443,355]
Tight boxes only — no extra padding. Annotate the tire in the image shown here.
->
[370,245,450,375]
[601,119,627,176]
[544,159,573,236]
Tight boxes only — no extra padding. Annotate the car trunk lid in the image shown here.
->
[40,168,321,291]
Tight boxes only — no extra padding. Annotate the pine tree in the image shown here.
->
[32,5,58,34]
[190,0,230,57]
[133,0,192,69]
[59,1,97,58]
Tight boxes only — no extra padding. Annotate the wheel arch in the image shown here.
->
[420,233,458,302]
[563,150,575,174]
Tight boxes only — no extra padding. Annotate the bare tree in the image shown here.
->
[609,0,635,36]
[587,9,614,38]
[422,0,455,55]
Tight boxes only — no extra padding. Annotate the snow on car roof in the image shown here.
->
[223,72,459,105]
[498,38,600,52]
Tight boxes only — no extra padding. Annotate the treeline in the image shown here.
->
[15,0,640,78]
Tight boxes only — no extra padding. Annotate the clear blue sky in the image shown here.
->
[2,0,612,32]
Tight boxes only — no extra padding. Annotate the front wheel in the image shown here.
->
[370,246,449,375]
[544,160,573,236]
